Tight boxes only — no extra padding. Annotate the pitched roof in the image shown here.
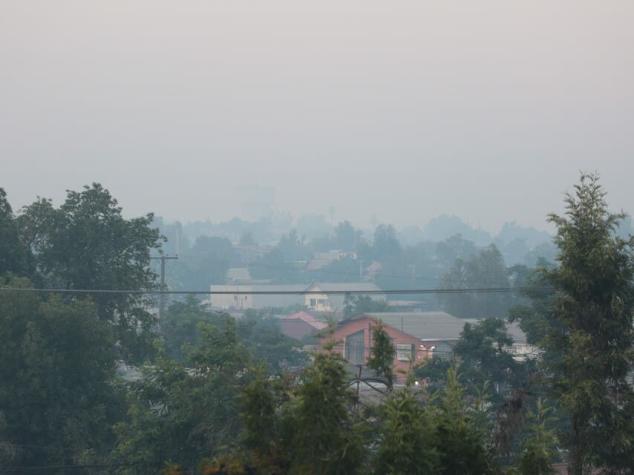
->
[365,312,527,343]
[281,311,328,330]
[333,315,423,342]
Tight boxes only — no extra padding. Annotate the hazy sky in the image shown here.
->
[2,1,633,232]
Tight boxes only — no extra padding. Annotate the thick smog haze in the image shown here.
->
[2,1,633,232]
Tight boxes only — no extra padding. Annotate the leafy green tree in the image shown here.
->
[434,368,494,475]
[0,189,32,277]
[170,236,234,290]
[161,296,218,361]
[113,317,251,473]
[310,255,360,283]
[367,321,396,389]
[333,221,362,252]
[511,175,634,473]
[343,294,389,319]
[435,234,478,269]
[454,319,523,400]
[440,244,511,318]
[414,356,453,392]
[237,310,307,373]
[284,351,364,474]
[526,174,634,473]
[517,399,558,475]
[0,277,122,469]
[250,231,310,283]
[240,369,291,473]
[372,225,402,261]
[17,184,162,359]
[374,389,438,474]
[417,319,527,401]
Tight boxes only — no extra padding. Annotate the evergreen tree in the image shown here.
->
[113,317,251,473]
[374,389,438,474]
[285,351,364,474]
[0,277,121,469]
[367,320,396,389]
[240,369,289,474]
[517,399,558,475]
[440,245,511,318]
[518,174,634,473]
[0,189,31,277]
[434,368,494,475]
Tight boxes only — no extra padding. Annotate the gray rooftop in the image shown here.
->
[366,312,526,343]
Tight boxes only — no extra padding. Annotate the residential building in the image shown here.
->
[322,316,430,381]
[279,311,328,340]
[366,311,531,360]
[209,284,306,310]
[304,282,385,313]
[209,282,385,312]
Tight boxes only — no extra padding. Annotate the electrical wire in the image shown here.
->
[0,286,550,296]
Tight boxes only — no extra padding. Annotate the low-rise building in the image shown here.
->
[322,316,430,381]
[209,282,385,312]
[366,311,532,360]
[279,311,328,340]
[304,282,385,313]
[209,284,306,310]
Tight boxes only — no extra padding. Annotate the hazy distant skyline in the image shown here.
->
[2,1,633,232]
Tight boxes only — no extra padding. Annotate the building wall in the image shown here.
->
[305,293,331,312]
[211,292,253,310]
[324,317,429,381]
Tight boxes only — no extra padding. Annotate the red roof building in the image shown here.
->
[279,311,328,341]
[321,315,431,381]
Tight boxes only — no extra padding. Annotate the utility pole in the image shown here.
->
[151,255,178,319]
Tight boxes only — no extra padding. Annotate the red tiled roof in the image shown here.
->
[281,311,327,330]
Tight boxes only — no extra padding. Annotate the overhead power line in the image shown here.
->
[0,286,549,296]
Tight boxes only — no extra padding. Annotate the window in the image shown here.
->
[396,343,414,362]
[345,330,365,365]
[309,298,317,307]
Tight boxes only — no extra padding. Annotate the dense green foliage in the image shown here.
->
[434,368,495,475]
[113,318,251,473]
[343,293,389,319]
[440,245,512,318]
[516,400,558,475]
[367,320,396,389]
[1,177,632,474]
[0,189,32,277]
[513,174,634,474]
[0,277,122,469]
[285,351,365,474]
[374,389,438,474]
[17,184,162,359]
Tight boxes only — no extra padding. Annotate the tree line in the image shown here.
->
[0,174,633,474]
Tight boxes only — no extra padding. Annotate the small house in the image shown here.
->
[321,315,430,381]
[279,311,328,341]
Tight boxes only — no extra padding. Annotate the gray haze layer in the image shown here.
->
[1,0,633,232]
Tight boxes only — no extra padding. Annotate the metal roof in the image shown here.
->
[365,312,526,343]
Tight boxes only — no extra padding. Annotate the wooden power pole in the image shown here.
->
[151,255,178,318]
